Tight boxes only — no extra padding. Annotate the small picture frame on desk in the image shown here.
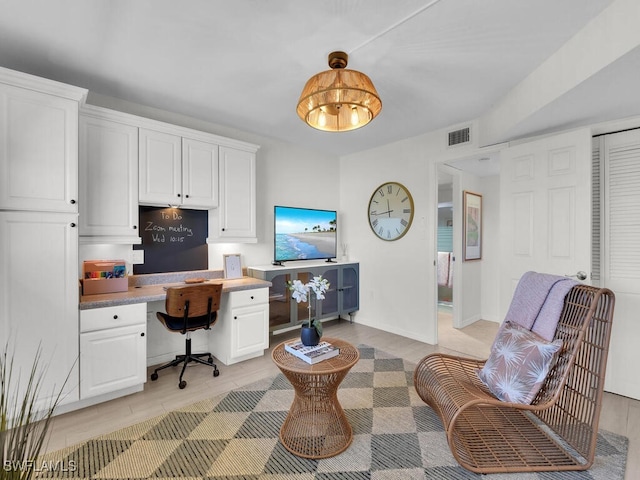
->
[223,253,243,279]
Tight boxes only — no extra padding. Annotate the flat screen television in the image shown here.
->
[273,205,337,264]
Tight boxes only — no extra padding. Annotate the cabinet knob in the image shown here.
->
[177,193,181,197]
[222,228,226,232]
[250,296,254,300]
[140,332,145,337]
[234,316,238,320]
[185,194,189,198]
[70,222,76,228]
[133,225,137,230]
[70,199,76,205]
[113,315,118,319]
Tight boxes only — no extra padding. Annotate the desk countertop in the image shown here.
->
[80,275,272,310]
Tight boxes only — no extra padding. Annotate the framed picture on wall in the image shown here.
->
[463,191,482,261]
[223,253,243,279]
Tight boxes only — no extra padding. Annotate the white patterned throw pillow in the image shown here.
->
[477,321,563,404]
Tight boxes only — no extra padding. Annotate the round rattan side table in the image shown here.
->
[271,337,360,459]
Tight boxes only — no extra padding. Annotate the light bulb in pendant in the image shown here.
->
[318,110,327,127]
[350,107,359,126]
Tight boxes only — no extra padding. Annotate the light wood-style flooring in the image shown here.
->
[44,314,638,479]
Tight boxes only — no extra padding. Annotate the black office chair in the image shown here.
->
[150,282,223,389]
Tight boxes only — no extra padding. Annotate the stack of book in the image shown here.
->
[284,340,340,364]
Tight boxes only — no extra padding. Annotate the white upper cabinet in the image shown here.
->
[211,146,258,242]
[79,109,140,242]
[139,128,182,206]
[139,128,218,209]
[182,138,219,208]
[0,69,87,212]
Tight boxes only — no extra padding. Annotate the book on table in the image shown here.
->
[284,340,340,364]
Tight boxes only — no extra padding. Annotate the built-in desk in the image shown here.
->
[76,271,271,411]
[80,273,271,310]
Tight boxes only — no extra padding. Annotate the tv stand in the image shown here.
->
[271,261,285,266]
[248,261,359,332]
[325,258,337,263]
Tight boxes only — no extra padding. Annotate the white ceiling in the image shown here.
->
[1,0,637,159]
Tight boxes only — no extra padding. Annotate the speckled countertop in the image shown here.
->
[80,269,271,310]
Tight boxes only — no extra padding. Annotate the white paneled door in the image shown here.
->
[499,128,592,317]
[597,128,640,400]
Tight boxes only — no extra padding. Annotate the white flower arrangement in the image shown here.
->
[288,275,330,336]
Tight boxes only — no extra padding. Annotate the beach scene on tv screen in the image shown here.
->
[275,207,337,261]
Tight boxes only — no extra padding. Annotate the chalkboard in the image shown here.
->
[133,206,208,274]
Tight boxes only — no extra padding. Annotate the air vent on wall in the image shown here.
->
[448,126,470,147]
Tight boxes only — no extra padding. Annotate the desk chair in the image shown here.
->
[150,283,223,389]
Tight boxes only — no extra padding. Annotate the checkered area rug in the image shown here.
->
[36,345,628,479]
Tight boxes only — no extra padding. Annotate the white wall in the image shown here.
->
[339,134,439,344]
[479,175,500,323]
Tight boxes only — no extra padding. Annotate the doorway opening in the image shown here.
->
[437,168,455,338]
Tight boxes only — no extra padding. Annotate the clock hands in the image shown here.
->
[371,209,394,216]
[371,200,394,216]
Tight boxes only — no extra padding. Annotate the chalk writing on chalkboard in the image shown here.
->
[145,209,195,243]
[134,206,208,274]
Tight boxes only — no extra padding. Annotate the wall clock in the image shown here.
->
[367,181,414,241]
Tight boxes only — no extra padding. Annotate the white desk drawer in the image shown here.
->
[227,288,268,308]
[81,303,147,333]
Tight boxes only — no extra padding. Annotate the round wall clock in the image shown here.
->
[367,181,415,241]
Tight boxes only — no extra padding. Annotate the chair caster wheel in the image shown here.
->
[179,380,187,389]
[208,356,213,364]
[150,372,158,381]
[213,369,220,377]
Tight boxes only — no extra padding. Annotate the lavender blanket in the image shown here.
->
[502,271,578,341]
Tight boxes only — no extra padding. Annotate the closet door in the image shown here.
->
[599,128,640,400]
[499,128,592,317]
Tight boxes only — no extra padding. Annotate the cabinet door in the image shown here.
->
[80,324,146,399]
[266,273,292,330]
[0,211,79,407]
[0,83,78,212]
[339,264,360,315]
[231,304,269,358]
[182,138,218,208]
[266,270,317,332]
[317,267,339,319]
[217,146,256,241]
[79,115,139,238]
[139,128,182,205]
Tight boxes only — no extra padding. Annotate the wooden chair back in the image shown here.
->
[164,283,223,320]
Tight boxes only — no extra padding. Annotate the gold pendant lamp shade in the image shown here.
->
[297,51,382,132]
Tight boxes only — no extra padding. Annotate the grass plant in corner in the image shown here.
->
[0,342,73,480]
[288,275,330,345]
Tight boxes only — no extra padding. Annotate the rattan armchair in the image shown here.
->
[414,284,615,474]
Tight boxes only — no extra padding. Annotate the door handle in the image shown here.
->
[566,271,587,281]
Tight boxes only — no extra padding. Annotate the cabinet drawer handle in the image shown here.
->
[113,315,118,319]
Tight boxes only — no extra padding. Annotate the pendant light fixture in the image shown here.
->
[297,51,382,132]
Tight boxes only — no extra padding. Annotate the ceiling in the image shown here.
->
[1,0,637,159]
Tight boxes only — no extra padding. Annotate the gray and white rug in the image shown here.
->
[37,345,628,479]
